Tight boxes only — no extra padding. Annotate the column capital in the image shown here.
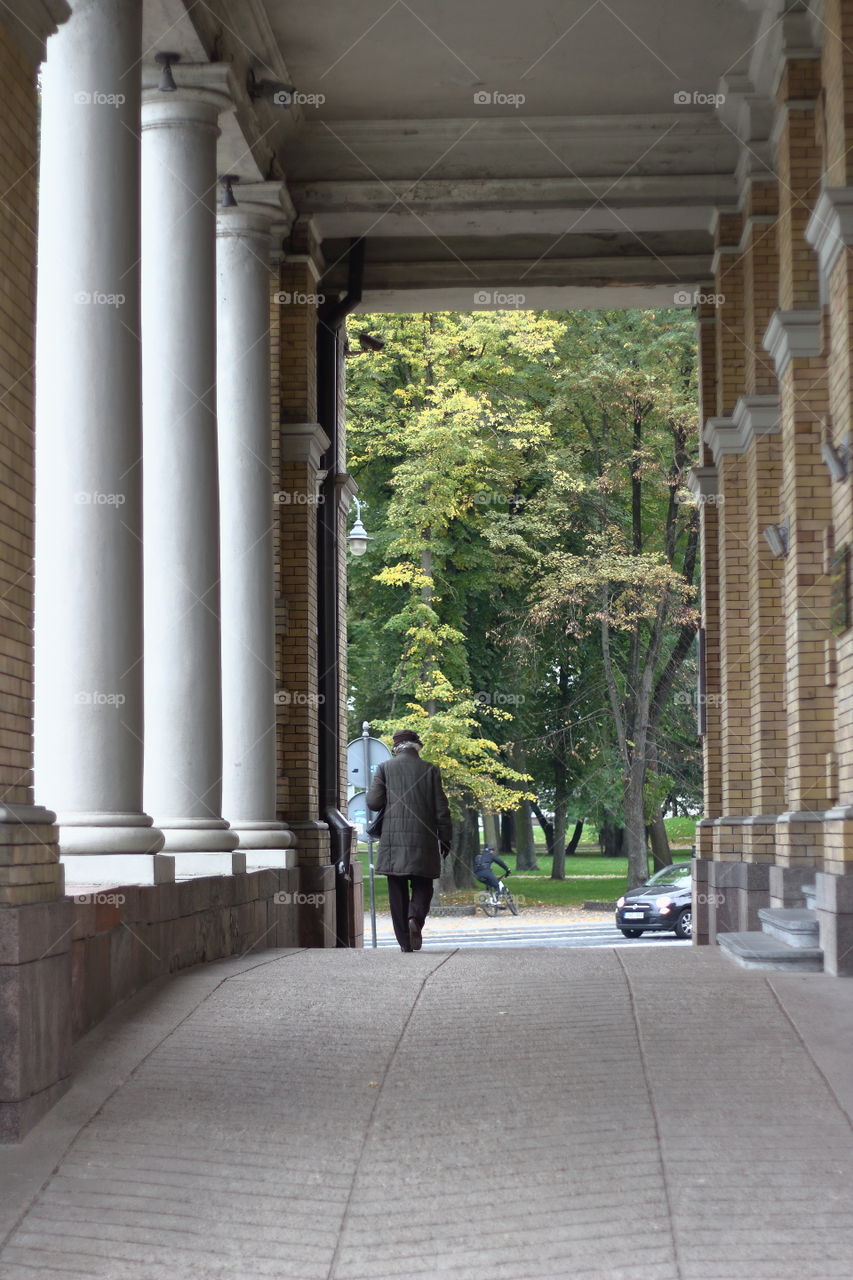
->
[687,465,719,499]
[216,182,296,250]
[238,180,296,230]
[4,0,69,66]
[141,62,233,126]
[732,393,781,444]
[336,473,359,509]
[806,189,853,291]
[703,416,742,463]
[279,423,331,468]
[763,309,823,377]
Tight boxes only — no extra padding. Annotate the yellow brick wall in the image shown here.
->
[0,17,61,904]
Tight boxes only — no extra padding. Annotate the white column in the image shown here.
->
[217,188,296,869]
[34,0,169,885]
[141,67,241,875]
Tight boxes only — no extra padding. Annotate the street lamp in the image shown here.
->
[348,496,373,557]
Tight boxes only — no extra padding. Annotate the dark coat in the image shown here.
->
[366,748,453,879]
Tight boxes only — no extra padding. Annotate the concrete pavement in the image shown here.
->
[1,945,853,1279]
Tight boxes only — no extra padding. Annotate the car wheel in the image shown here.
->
[674,907,692,940]
[620,928,643,938]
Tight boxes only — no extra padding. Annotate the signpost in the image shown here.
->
[346,721,391,948]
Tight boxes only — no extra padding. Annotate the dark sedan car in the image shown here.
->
[615,862,692,939]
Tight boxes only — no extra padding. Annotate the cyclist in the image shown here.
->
[474,844,510,900]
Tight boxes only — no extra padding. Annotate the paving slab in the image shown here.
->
[0,945,852,1279]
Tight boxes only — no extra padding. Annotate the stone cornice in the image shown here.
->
[687,465,719,498]
[702,395,781,462]
[279,423,330,468]
[703,416,743,463]
[805,188,853,287]
[336,474,359,509]
[763,309,823,376]
[3,0,69,66]
[732,393,781,443]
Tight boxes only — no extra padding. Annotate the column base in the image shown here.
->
[157,819,239,853]
[56,812,165,855]
[229,820,297,850]
[61,852,175,886]
[171,851,247,878]
[244,849,298,871]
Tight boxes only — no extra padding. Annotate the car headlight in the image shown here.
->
[616,896,625,909]
[655,894,672,912]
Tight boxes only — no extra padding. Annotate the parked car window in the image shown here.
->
[646,864,692,887]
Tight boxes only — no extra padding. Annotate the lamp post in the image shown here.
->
[348,496,373,557]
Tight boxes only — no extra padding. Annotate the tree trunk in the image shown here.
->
[567,819,584,856]
[442,806,478,893]
[482,811,500,848]
[624,762,649,889]
[515,798,539,870]
[531,801,554,857]
[599,821,624,858]
[500,811,514,855]
[648,813,671,872]
[550,757,569,880]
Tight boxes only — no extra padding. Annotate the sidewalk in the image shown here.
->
[2,945,853,1279]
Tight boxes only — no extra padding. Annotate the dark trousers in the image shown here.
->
[387,875,434,950]
[476,870,501,893]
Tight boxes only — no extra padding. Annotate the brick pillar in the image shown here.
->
[274,224,335,939]
[707,214,751,864]
[764,58,833,871]
[742,180,786,863]
[691,306,720,944]
[805,0,853,968]
[0,3,72,1142]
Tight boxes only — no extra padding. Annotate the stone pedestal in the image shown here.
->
[0,895,72,1142]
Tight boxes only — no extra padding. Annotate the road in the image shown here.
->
[370,915,690,949]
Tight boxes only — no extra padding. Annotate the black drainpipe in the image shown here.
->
[316,238,364,946]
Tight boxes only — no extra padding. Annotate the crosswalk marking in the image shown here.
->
[369,919,689,950]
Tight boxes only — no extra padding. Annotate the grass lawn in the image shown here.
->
[357,844,694,911]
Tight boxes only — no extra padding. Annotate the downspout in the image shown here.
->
[316,237,364,945]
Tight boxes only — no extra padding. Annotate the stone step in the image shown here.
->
[717,930,823,972]
[802,884,816,911]
[758,906,819,949]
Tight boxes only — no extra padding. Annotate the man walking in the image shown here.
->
[366,729,452,951]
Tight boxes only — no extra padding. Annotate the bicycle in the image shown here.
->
[477,874,519,917]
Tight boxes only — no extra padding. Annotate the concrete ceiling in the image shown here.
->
[150,0,809,310]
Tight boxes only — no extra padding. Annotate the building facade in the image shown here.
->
[3,0,853,1139]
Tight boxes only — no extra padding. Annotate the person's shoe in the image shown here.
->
[408,917,423,951]
[400,943,413,952]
